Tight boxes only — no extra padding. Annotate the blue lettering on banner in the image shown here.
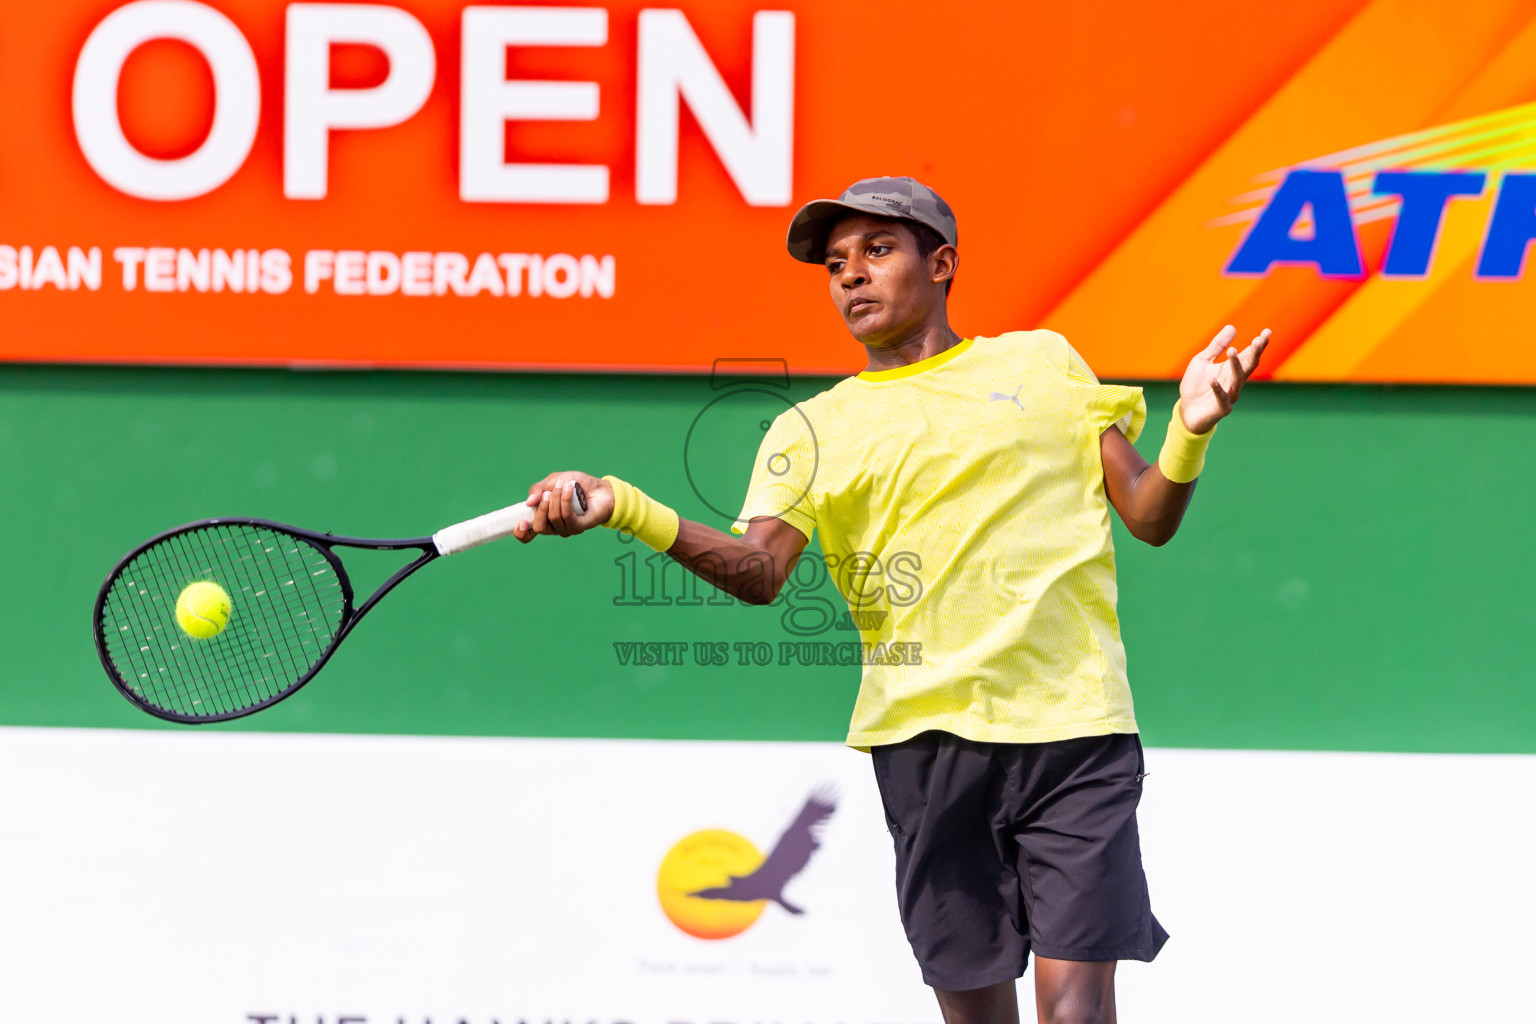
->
[1374,171,1487,277]
[1226,169,1363,278]
[1475,173,1536,278]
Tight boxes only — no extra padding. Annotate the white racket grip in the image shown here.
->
[432,503,535,556]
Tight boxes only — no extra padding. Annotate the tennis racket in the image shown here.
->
[93,486,585,724]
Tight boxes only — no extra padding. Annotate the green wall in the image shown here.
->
[3,363,1532,752]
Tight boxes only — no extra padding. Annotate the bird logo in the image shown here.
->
[656,788,837,940]
[989,383,1025,409]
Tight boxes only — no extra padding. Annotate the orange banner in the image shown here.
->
[8,0,1532,382]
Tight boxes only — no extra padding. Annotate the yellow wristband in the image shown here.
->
[601,475,680,553]
[1157,401,1216,484]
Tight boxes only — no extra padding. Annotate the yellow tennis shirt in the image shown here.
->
[734,331,1148,750]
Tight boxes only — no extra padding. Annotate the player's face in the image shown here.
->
[823,215,944,347]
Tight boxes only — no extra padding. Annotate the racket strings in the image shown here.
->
[106,528,287,716]
[174,527,340,713]
[123,532,255,718]
[128,538,221,713]
[99,523,347,718]
[171,529,293,711]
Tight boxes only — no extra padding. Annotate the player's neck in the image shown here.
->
[862,321,963,374]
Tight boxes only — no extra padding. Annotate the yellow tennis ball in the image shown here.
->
[176,581,231,639]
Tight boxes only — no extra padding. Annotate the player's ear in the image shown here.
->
[932,244,958,289]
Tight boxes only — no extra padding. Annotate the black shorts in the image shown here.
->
[871,730,1168,991]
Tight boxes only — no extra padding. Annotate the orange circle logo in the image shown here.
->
[656,829,767,940]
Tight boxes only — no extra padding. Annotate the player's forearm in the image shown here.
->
[600,476,802,602]
[1099,424,1201,547]
[665,518,804,606]
[1117,466,1197,547]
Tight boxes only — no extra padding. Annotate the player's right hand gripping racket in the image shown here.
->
[93,487,585,724]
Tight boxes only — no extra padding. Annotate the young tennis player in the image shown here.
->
[514,176,1267,1024]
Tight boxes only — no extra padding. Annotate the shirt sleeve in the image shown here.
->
[731,407,818,540]
[1065,342,1146,443]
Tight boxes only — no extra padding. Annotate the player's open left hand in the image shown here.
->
[513,471,613,541]
[1178,325,1270,435]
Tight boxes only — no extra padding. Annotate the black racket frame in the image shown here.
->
[94,517,438,724]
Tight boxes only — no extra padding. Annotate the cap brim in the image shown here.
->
[785,198,895,264]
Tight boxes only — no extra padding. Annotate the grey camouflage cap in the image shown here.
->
[785,176,957,264]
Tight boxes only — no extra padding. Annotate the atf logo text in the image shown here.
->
[1226,169,1536,279]
[1221,102,1536,281]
